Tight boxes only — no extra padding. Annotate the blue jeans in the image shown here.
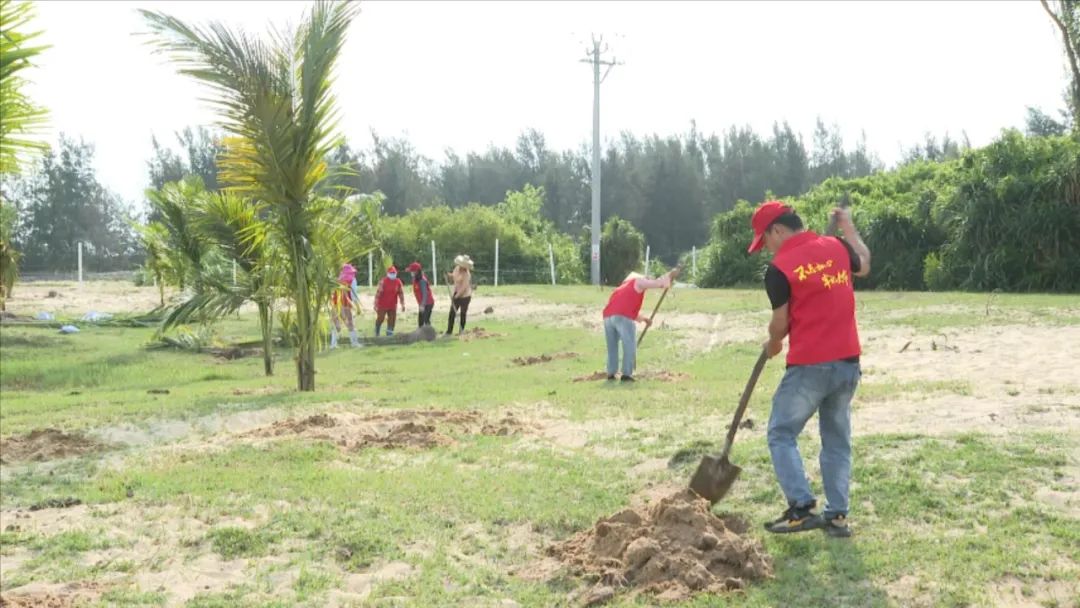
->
[604,315,637,377]
[767,360,860,518]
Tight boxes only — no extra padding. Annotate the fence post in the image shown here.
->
[494,239,499,287]
[232,260,237,286]
[431,240,437,287]
[368,251,373,288]
[548,242,556,285]
[77,242,83,284]
[644,245,650,277]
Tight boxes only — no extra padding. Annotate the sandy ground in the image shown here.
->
[3,281,173,317]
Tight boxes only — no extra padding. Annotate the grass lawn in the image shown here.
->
[1,283,1077,607]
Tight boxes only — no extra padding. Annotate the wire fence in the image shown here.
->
[14,240,703,286]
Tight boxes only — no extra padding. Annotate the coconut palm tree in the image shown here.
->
[142,1,361,390]
[1,0,48,310]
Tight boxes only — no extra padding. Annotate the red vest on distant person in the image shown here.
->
[771,232,861,366]
[603,278,645,320]
[375,277,403,310]
[412,274,434,305]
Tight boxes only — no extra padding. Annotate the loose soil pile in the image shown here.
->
[0,429,107,464]
[245,409,530,450]
[512,352,579,366]
[572,370,691,383]
[549,488,772,603]
[0,582,103,608]
[458,327,504,342]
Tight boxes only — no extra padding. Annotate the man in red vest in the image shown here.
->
[602,270,676,381]
[748,200,871,538]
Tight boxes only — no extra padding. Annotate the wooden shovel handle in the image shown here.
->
[718,348,769,461]
[637,265,682,347]
[825,191,852,236]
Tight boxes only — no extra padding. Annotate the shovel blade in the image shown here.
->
[688,454,742,504]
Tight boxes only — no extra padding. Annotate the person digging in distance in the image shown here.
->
[445,254,474,335]
[748,200,871,538]
[373,265,406,337]
[406,262,435,328]
[330,263,361,348]
[601,269,677,382]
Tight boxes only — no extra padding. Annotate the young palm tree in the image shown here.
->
[1,0,49,310]
[0,0,48,175]
[193,190,279,376]
[142,1,361,390]
[146,177,212,292]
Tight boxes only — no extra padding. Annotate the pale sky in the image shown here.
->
[21,0,1070,206]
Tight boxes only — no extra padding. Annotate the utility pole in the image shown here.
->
[581,35,619,286]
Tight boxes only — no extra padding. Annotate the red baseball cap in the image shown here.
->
[405,262,421,272]
[748,200,792,253]
[387,265,398,274]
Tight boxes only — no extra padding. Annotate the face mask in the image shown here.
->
[387,273,397,280]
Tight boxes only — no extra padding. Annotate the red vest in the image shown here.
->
[411,274,434,305]
[375,277,403,310]
[771,232,861,366]
[603,278,645,319]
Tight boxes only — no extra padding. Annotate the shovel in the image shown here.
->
[689,347,769,503]
[824,191,851,236]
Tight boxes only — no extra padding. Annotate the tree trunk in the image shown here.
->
[1041,0,1080,124]
[290,234,316,392]
[258,301,274,376]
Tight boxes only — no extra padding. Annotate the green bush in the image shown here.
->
[933,131,1080,292]
[598,216,645,285]
[694,131,1079,293]
[380,185,585,285]
[696,201,766,287]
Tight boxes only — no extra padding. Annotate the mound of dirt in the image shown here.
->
[363,325,437,346]
[246,409,531,450]
[572,370,691,383]
[29,497,82,512]
[0,582,103,607]
[208,346,264,360]
[513,352,579,366]
[548,488,772,603]
[0,429,107,464]
[458,327,504,342]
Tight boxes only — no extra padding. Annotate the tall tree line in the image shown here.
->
[320,119,885,264]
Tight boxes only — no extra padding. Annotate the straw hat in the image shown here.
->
[454,254,474,270]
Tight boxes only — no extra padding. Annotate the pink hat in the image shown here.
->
[338,263,357,283]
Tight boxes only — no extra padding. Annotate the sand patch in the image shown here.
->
[327,561,415,607]
[662,312,764,354]
[3,281,169,317]
[989,575,1079,608]
[547,488,771,603]
[512,352,579,366]
[134,552,251,605]
[863,325,1080,395]
[243,409,531,451]
[0,429,108,464]
[854,394,1080,436]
